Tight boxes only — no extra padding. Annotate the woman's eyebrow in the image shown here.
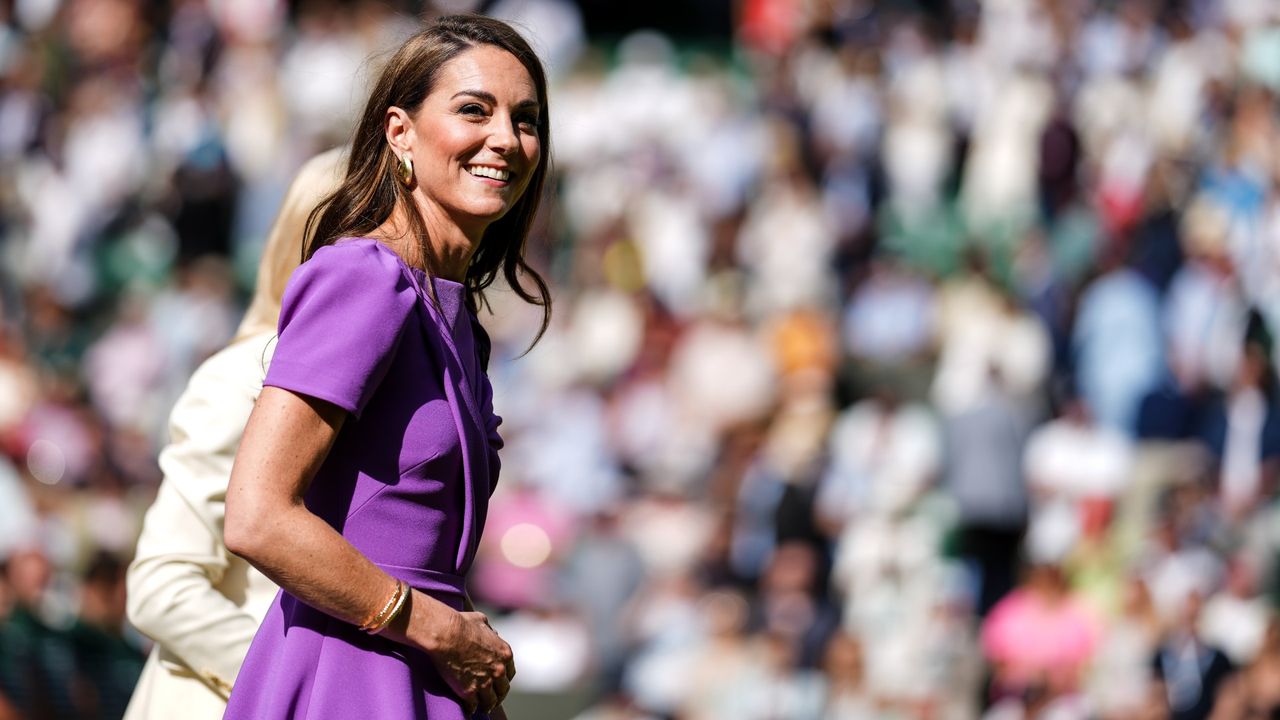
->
[452,89,496,103]
[450,89,540,109]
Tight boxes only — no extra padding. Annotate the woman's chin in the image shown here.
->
[460,201,515,224]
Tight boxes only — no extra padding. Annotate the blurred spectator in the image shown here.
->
[0,457,37,560]
[1073,260,1165,434]
[1136,360,1213,443]
[839,260,935,399]
[736,165,837,316]
[68,552,144,720]
[1201,341,1280,519]
[1151,592,1235,720]
[1025,398,1133,502]
[1143,511,1226,627]
[1165,196,1247,392]
[931,256,1050,416]
[752,541,838,670]
[1212,616,1280,719]
[82,293,166,436]
[1023,396,1133,585]
[675,589,756,719]
[620,571,704,716]
[1200,555,1270,667]
[0,338,38,438]
[817,631,874,719]
[0,547,78,719]
[944,369,1034,617]
[561,508,646,694]
[980,563,1101,708]
[816,387,940,529]
[1087,578,1161,719]
[840,261,935,365]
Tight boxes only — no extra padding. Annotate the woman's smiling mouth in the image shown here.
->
[467,165,511,183]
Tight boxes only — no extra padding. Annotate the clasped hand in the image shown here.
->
[431,609,516,717]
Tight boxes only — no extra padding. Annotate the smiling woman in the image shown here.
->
[220,15,552,720]
[303,14,552,342]
[378,44,543,278]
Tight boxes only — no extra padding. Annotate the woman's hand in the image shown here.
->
[383,592,515,716]
[429,608,515,716]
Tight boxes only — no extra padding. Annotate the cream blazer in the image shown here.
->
[124,332,279,720]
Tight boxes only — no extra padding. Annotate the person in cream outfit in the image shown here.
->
[122,148,343,719]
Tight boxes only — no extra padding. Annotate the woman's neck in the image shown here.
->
[373,200,485,282]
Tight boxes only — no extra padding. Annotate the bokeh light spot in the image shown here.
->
[500,523,552,569]
[27,439,66,486]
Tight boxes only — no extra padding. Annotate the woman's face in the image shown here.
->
[396,44,542,235]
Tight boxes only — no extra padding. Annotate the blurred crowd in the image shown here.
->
[5,0,1280,718]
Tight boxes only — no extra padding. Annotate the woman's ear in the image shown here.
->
[385,106,413,156]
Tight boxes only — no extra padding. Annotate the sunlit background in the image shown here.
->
[4,0,1280,718]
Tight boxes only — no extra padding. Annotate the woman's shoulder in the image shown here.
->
[306,237,415,284]
[268,239,423,416]
[283,237,420,318]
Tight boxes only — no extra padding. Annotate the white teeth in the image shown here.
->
[468,166,509,181]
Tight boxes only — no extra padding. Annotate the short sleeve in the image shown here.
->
[263,241,416,418]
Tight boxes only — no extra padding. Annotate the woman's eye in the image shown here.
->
[459,103,486,116]
[516,113,539,129]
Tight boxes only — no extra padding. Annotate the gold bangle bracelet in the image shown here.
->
[369,580,410,635]
[359,579,403,632]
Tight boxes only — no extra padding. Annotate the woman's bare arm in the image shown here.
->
[224,386,513,713]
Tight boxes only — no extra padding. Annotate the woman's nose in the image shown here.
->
[487,115,519,155]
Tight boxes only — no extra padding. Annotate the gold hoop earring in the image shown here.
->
[396,154,414,187]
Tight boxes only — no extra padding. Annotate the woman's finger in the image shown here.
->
[492,673,510,704]
[475,684,499,715]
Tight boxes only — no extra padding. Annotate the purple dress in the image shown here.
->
[224,238,502,719]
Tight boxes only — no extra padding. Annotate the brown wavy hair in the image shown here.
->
[305,14,552,344]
